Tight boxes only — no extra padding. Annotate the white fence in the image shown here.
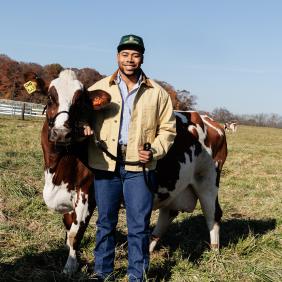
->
[0,99,45,119]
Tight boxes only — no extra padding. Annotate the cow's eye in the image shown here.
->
[47,95,53,105]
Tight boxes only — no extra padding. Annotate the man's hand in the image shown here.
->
[83,125,94,136]
[138,146,153,164]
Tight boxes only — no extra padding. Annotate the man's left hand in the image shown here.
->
[138,147,153,163]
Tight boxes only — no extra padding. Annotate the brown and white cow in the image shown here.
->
[224,121,238,133]
[149,111,227,252]
[27,71,227,272]
[27,70,110,274]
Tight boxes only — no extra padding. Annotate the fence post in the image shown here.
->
[21,103,26,120]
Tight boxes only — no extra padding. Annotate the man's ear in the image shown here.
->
[88,90,111,110]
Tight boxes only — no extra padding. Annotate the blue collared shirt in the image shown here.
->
[116,72,142,145]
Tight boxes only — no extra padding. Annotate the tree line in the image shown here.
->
[212,107,282,129]
[1,54,281,128]
[0,54,194,111]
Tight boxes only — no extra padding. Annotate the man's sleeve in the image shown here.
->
[150,90,176,160]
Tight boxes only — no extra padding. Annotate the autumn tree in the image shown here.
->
[75,68,104,89]
[176,90,197,110]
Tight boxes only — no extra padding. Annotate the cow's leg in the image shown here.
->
[197,185,220,249]
[150,208,178,253]
[62,190,95,274]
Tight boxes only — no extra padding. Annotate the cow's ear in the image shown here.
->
[23,71,49,96]
[88,90,111,110]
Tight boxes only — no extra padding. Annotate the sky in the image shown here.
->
[1,0,282,115]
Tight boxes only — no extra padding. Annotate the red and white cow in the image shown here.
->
[27,71,227,273]
[27,70,110,274]
[149,111,227,252]
[224,121,238,133]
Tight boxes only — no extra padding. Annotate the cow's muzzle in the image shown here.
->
[49,127,72,143]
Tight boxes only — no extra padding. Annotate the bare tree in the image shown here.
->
[212,107,233,123]
[176,90,197,110]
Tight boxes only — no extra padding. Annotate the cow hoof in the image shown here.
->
[63,257,79,275]
[210,243,219,251]
[149,236,160,253]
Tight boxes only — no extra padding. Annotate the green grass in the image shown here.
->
[0,116,282,281]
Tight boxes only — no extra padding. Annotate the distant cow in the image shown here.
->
[224,121,238,133]
[26,70,111,274]
[149,111,227,252]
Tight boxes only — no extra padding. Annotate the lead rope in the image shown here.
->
[92,133,155,193]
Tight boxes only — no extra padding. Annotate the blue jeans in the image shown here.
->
[93,164,155,281]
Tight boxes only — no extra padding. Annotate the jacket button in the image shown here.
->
[114,120,117,123]
[112,138,115,141]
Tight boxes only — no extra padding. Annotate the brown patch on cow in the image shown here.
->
[189,112,205,131]
[63,213,74,230]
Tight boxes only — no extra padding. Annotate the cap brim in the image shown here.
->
[117,44,145,54]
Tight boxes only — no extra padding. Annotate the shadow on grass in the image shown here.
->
[0,230,128,282]
[0,247,84,282]
[1,216,276,282]
[149,215,276,281]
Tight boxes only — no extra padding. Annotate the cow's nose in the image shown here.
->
[50,128,71,143]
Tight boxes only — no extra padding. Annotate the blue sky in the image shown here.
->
[1,0,282,115]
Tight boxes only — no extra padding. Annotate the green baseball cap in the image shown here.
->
[117,34,145,54]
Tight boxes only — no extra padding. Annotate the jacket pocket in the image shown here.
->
[142,106,157,130]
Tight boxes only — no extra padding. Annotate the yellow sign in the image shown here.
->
[23,81,37,94]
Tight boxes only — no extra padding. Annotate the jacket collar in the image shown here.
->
[109,69,153,88]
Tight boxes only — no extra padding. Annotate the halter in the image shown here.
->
[46,110,70,128]
[42,105,156,193]
[42,105,70,127]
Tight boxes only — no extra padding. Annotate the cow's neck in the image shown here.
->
[41,121,87,171]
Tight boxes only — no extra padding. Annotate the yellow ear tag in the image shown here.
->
[23,81,37,94]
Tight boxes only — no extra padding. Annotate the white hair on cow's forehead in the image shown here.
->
[49,69,83,92]
[49,69,84,128]
[59,69,78,80]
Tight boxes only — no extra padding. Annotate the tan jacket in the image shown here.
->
[87,70,176,172]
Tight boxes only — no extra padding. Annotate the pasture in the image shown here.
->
[0,116,281,281]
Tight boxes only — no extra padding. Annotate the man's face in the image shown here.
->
[117,49,143,77]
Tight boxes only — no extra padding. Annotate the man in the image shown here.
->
[86,34,176,281]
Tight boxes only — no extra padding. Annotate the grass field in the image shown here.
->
[0,116,282,281]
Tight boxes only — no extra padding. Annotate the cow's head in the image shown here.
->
[38,69,110,144]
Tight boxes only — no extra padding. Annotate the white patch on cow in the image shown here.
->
[63,244,79,274]
[64,190,90,273]
[188,123,212,156]
[43,170,76,213]
[49,69,84,128]
[75,191,90,224]
[152,146,218,248]
[169,186,197,212]
[210,222,220,248]
[149,239,158,253]
[201,115,224,136]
